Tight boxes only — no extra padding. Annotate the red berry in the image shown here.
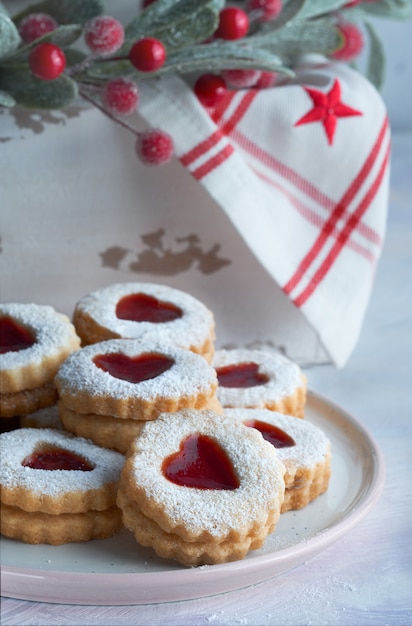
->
[29,43,66,80]
[215,7,249,40]
[194,74,227,108]
[84,16,125,55]
[245,0,283,22]
[333,22,364,62]
[142,0,156,6]
[129,38,166,72]
[103,78,139,115]
[136,129,174,166]
[255,70,278,88]
[18,12,58,43]
[221,69,261,88]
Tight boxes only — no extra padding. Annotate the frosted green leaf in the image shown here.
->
[145,42,293,77]
[0,68,78,109]
[9,25,83,59]
[12,0,104,26]
[361,0,412,19]
[86,40,292,81]
[0,14,21,59]
[250,18,342,63]
[0,89,15,106]
[120,0,225,53]
[365,21,385,89]
[260,0,307,30]
[293,0,348,20]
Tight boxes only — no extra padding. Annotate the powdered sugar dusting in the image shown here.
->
[0,428,124,496]
[74,282,214,350]
[20,404,63,429]
[223,408,330,470]
[55,338,217,403]
[128,410,285,538]
[0,303,79,372]
[213,349,303,407]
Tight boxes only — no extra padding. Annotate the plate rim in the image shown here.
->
[0,391,385,605]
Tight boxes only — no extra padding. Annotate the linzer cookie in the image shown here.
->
[213,348,307,417]
[0,303,80,418]
[20,404,63,430]
[224,408,331,512]
[56,338,222,452]
[117,409,285,566]
[58,406,146,455]
[0,428,124,544]
[73,282,215,362]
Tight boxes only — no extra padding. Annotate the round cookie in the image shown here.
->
[213,348,307,417]
[73,282,215,362]
[117,409,285,566]
[0,428,124,544]
[55,338,221,421]
[224,408,331,512]
[0,303,80,418]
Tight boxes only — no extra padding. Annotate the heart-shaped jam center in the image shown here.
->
[244,419,296,448]
[116,293,182,323]
[216,362,269,388]
[0,317,35,354]
[93,351,174,383]
[162,434,240,490]
[21,445,94,471]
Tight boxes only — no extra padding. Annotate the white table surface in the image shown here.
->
[1,132,411,626]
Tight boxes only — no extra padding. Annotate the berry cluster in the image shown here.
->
[21,12,172,166]
[193,2,282,109]
[16,0,368,165]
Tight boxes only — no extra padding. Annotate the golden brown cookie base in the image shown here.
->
[117,486,278,567]
[1,474,120,516]
[60,395,222,454]
[73,310,215,363]
[1,503,123,545]
[218,373,307,418]
[60,405,146,454]
[119,449,282,545]
[58,385,221,422]
[1,382,58,418]
[1,313,80,394]
[281,451,331,513]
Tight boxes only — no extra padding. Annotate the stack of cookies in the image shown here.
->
[0,303,80,419]
[55,338,222,454]
[0,280,332,567]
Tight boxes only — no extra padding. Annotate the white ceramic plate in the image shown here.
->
[0,391,385,605]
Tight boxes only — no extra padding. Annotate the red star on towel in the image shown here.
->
[295,79,362,145]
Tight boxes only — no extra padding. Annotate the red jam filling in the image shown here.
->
[21,445,94,471]
[0,317,35,354]
[216,362,269,388]
[93,351,174,383]
[116,293,182,323]
[162,434,240,490]
[244,419,296,448]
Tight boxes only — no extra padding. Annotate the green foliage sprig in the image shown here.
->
[0,0,410,163]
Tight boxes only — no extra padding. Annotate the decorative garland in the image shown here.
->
[0,0,410,165]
